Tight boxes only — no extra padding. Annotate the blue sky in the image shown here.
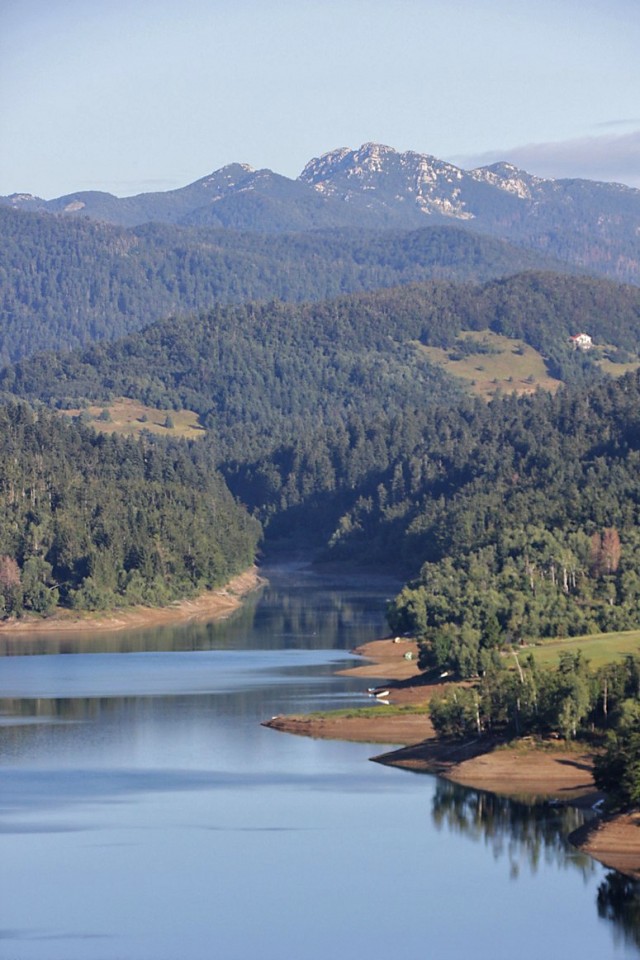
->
[1,0,639,197]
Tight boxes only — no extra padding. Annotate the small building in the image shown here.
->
[568,333,593,351]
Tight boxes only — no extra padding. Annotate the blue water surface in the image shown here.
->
[0,564,638,960]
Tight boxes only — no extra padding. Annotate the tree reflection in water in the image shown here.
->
[598,872,640,951]
[432,780,640,948]
[431,779,594,880]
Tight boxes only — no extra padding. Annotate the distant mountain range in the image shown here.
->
[3,142,640,283]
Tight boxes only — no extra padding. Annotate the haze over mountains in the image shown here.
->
[3,142,640,284]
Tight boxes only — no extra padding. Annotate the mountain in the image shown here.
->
[300,144,640,283]
[3,142,640,283]
[0,164,368,232]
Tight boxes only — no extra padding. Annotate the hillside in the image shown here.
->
[5,269,639,419]
[0,206,562,363]
[325,367,640,654]
[0,403,260,615]
[4,264,640,634]
[3,270,640,551]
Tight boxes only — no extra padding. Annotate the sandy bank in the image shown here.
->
[373,737,597,801]
[264,636,439,743]
[570,811,640,880]
[336,637,422,683]
[264,711,435,745]
[0,567,263,636]
[266,634,640,879]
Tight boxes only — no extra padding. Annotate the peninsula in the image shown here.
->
[264,636,640,881]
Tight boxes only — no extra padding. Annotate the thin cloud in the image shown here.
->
[80,178,182,194]
[452,130,640,188]
[594,118,640,129]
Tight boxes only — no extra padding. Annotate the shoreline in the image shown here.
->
[0,567,264,636]
[264,634,640,880]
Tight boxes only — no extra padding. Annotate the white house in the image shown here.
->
[568,333,593,351]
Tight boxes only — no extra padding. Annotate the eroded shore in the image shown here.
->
[0,567,263,636]
[264,635,640,880]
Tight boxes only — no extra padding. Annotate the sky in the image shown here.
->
[1,0,639,198]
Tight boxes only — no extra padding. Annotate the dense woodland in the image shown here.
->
[0,403,259,613]
[0,205,562,363]
[377,373,640,652]
[5,270,640,457]
[5,271,640,549]
[4,271,640,617]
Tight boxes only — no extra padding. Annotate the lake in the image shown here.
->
[0,563,639,960]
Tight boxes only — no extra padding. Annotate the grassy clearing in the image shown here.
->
[524,629,640,669]
[596,358,640,378]
[304,704,431,721]
[414,330,561,400]
[494,737,588,756]
[61,398,205,440]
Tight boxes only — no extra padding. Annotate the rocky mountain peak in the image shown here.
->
[299,142,474,219]
[469,161,544,199]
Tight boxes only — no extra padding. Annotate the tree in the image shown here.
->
[0,555,22,615]
[429,687,481,739]
[21,557,57,613]
[593,702,640,808]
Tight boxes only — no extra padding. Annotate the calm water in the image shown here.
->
[0,564,639,960]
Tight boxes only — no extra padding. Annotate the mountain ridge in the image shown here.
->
[4,142,638,283]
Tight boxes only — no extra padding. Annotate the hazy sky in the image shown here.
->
[1,0,639,197]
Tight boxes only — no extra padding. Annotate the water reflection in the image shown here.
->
[599,873,640,951]
[1,565,640,959]
[431,778,640,950]
[0,564,399,657]
[432,779,594,879]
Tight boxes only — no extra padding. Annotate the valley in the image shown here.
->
[2,147,640,912]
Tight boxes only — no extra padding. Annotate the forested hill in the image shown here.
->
[3,265,640,622]
[3,268,640,551]
[0,403,260,615]
[0,284,467,460]
[324,369,640,675]
[0,204,563,364]
[3,270,640,453]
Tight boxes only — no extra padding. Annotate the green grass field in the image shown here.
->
[524,629,640,669]
[304,704,430,720]
[596,357,640,377]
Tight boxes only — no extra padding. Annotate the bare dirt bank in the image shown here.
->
[570,812,640,880]
[265,634,640,879]
[373,737,597,801]
[0,567,264,636]
[264,711,436,745]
